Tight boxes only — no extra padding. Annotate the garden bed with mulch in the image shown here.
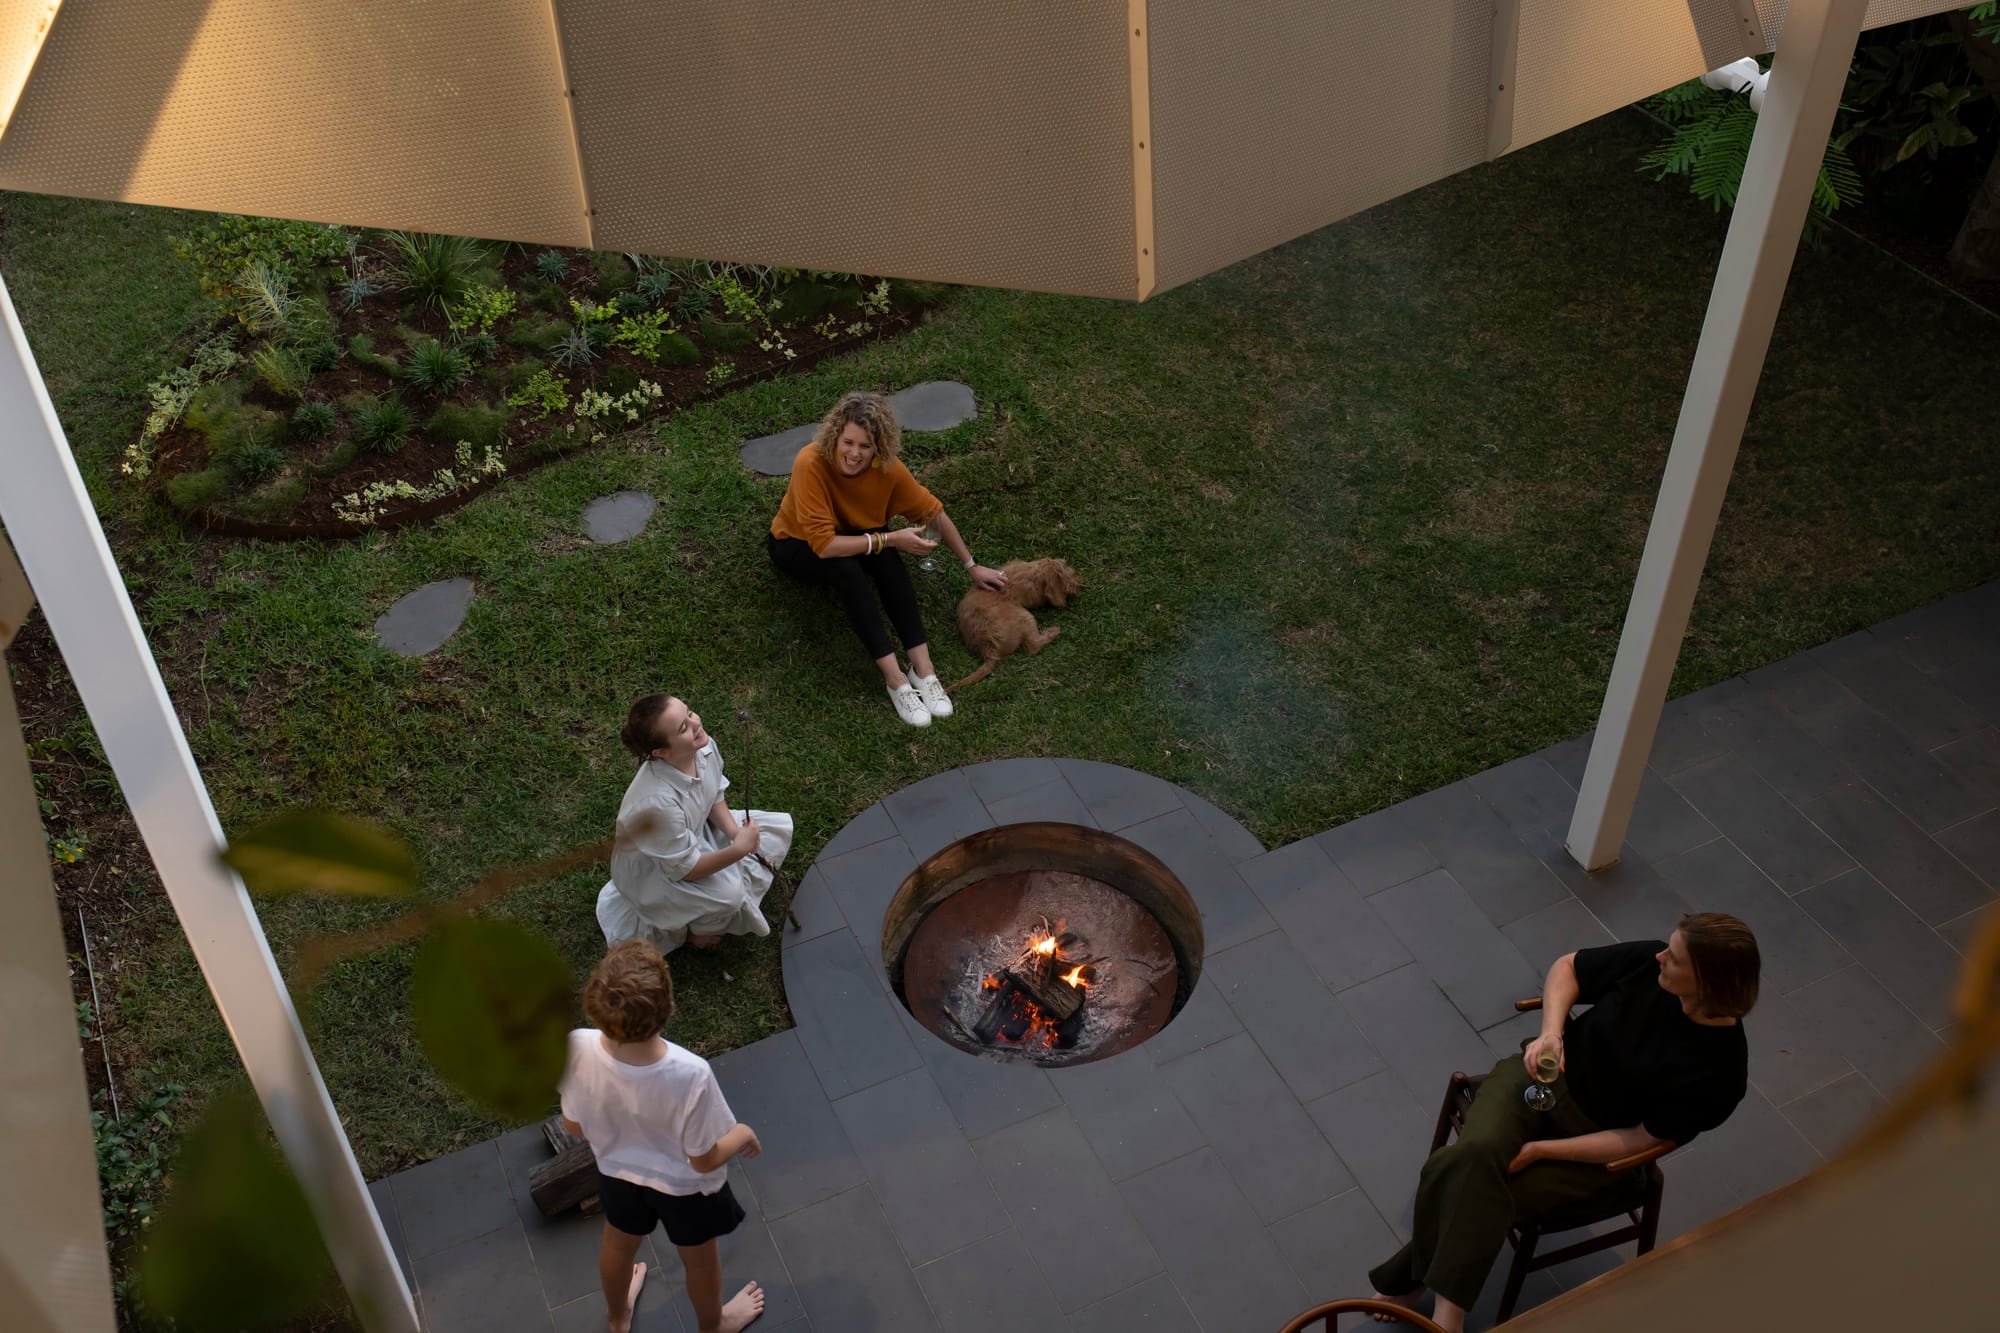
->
[138,224,943,536]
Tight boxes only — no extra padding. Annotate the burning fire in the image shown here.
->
[980,919,1092,1049]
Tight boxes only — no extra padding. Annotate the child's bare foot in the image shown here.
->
[1369,1289,1423,1322]
[708,1280,764,1333]
[609,1263,647,1333]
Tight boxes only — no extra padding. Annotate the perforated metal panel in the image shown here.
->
[0,0,587,246]
[561,0,1138,299]
[1147,0,1492,295]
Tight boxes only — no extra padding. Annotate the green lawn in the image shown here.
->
[8,110,1999,1178]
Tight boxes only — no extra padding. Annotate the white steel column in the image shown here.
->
[1566,0,1868,871]
[0,276,420,1333]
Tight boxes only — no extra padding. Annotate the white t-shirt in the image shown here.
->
[557,1029,737,1195]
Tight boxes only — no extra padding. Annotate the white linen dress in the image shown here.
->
[594,738,793,954]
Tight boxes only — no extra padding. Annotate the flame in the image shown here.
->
[1033,935,1057,956]
[1061,964,1087,988]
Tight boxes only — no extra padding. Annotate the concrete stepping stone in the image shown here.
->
[581,490,656,544]
[738,424,819,476]
[737,382,977,474]
[375,578,473,657]
[887,381,977,432]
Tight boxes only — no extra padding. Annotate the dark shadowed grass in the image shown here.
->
[7,111,1998,1174]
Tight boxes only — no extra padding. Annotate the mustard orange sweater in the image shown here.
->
[769,445,941,554]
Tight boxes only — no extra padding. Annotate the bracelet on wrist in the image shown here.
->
[962,554,977,571]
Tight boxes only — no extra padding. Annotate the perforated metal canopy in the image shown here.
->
[0,1,1961,300]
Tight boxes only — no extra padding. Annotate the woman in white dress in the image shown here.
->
[595,694,794,953]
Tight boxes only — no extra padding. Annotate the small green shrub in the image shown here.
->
[388,231,485,310]
[425,401,510,447]
[503,318,570,352]
[700,318,757,351]
[550,330,597,368]
[588,250,631,298]
[166,468,230,510]
[449,284,517,334]
[353,398,413,453]
[500,358,548,392]
[291,401,336,439]
[602,364,641,397]
[655,332,700,367]
[777,281,858,321]
[392,323,428,348]
[339,275,379,312]
[704,359,736,386]
[225,438,287,483]
[227,407,286,452]
[506,368,570,420]
[183,377,249,439]
[673,286,712,322]
[311,440,359,476]
[404,338,470,393]
[458,332,500,362]
[635,271,674,304]
[517,274,567,312]
[237,474,310,521]
[533,249,570,282]
[348,333,399,376]
[608,309,674,362]
[300,336,343,372]
[250,344,312,399]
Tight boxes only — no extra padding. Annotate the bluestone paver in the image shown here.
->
[1267,1187,1403,1313]
[1653,838,1851,995]
[1239,839,1413,992]
[1664,754,1854,893]
[833,1068,1007,1267]
[814,835,920,945]
[769,1186,940,1333]
[1501,897,1613,979]
[708,1031,864,1221]
[579,490,655,544]
[962,755,1064,804]
[986,776,1099,828]
[783,929,921,1098]
[1071,1274,1200,1333]
[887,380,977,431]
[1139,971,1244,1066]
[1796,870,1962,1028]
[1398,784,1570,927]
[1204,928,1385,1100]
[914,1228,1070,1332]
[390,1140,513,1260]
[1370,869,1541,1029]
[1336,964,1495,1097]
[898,1006,1062,1142]
[1118,1148,1310,1333]
[1057,758,1184,831]
[1312,804,1439,895]
[374,577,474,657]
[973,1107,1164,1311]
[1797,781,1992,925]
[882,767,994,861]
[1304,1072,1432,1240]
[737,422,818,475]
[1046,1050,1207,1183]
[409,1222,550,1333]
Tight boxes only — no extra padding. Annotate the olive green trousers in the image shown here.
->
[1367,1054,1613,1310]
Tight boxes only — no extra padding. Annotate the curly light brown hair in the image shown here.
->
[583,940,677,1042]
[1677,912,1760,1019]
[813,390,902,465]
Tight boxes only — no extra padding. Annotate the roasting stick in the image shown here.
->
[738,707,801,928]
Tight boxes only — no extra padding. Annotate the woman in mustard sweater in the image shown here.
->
[767,391,1009,727]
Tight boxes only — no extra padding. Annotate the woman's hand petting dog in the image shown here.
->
[949,558,1082,692]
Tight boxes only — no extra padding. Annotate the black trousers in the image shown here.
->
[767,534,928,662]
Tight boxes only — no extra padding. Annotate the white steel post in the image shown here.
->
[1566,0,1868,871]
[0,275,420,1333]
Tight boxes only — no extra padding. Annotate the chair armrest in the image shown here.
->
[1514,996,1544,1012]
[1605,1140,1675,1173]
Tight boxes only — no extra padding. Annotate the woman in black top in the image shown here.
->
[1368,913,1760,1332]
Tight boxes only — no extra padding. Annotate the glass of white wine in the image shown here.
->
[1522,1042,1561,1113]
[915,515,941,572]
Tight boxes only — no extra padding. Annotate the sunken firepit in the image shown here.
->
[882,822,1204,1067]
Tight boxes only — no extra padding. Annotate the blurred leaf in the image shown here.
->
[135,1088,329,1329]
[221,809,417,897]
[412,918,571,1120]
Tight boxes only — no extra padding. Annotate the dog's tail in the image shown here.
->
[947,658,1001,693]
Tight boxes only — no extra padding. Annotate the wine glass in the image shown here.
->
[915,516,941,572]
[1522,1044,1561,1113]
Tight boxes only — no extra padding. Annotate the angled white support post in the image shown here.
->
[1566,0,1868,871]
[0,275,420,1333]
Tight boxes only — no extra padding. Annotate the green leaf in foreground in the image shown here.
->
[135,1088,330,1329]
[220,809,418,897]
[412,917,572,1120]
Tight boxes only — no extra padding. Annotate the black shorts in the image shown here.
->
[597,1173,746,1248]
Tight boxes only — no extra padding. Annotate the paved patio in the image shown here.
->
[376,580,1998,1333]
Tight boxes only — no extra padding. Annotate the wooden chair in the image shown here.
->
[1432,997,1673,1323]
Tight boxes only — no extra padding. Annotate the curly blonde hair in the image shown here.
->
[812,390,902,465]
[583,940,677,1042]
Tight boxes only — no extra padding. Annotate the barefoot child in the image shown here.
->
[560,940,767,1333]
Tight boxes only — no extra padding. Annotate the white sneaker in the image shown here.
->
[887,682,932,727]
[913,674,954,719]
